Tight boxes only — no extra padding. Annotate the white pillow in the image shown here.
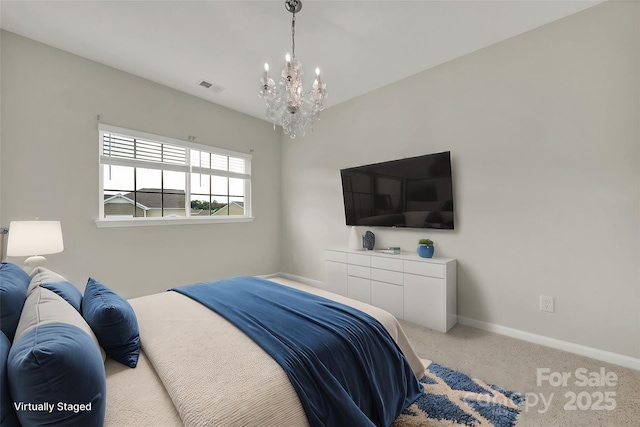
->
[14,286,106,361]
[28,266,69,294]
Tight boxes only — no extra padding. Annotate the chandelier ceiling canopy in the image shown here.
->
[259,0,328,139]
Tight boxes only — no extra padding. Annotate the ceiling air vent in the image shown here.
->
[198,80,225,93]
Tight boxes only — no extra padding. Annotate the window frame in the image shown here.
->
[96,124,252,228]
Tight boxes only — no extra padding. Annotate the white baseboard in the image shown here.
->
[457,316,640,371]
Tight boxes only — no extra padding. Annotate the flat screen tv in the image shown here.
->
[340,151,454,229]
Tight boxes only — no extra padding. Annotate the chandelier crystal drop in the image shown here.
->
[259,0,328,139]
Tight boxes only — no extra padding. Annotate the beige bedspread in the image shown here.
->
[108,277,425,427]
[105,351,182,426]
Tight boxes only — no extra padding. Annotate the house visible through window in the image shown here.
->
[98,124,251,223]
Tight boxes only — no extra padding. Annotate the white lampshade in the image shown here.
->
[7,221,64,266]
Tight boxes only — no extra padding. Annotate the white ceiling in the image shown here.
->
[0,0,604,121]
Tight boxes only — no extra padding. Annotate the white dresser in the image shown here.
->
[324,248,457,332]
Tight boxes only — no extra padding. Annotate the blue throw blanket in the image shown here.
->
[172,276,423,427]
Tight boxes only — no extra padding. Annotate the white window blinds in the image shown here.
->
[99,124,251,179]
[103,133,187,165]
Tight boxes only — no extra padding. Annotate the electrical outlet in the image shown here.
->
[540,295,554,313]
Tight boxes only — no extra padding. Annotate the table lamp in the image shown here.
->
[7,220,64,267]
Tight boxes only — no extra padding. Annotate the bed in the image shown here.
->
[1,262,425,427]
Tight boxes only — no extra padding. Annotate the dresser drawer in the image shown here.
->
[347,253,371,267]
[325,250,347,263]
[371,256,403,272]
[348,264,371,279]
[348,276,371,304]
[404,273,445,331]
[371,280,403,319]
[371,268,403,285]
[404,260,444,278]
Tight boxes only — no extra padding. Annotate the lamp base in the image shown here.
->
[24,255,47,267]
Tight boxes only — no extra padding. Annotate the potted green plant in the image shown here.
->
[417,239,434,258]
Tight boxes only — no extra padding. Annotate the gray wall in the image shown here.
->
[280,2,640,358]
[0,31,282,298]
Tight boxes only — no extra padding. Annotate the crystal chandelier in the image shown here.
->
[259,0,328,139]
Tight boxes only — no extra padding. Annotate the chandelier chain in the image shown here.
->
[291,13,296,59]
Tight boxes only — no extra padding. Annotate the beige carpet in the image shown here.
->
[398,320,640,427]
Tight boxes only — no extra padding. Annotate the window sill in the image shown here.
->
[95,216,254,228]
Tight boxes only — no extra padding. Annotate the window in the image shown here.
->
[97,124,251,227]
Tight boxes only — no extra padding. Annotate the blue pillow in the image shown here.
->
[8,322,106,427]
[41,281,83,311]
[82,278,140,368]
[0,262,31,341]
[0,331,20,427]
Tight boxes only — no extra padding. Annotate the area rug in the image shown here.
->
[392,361,525,427]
